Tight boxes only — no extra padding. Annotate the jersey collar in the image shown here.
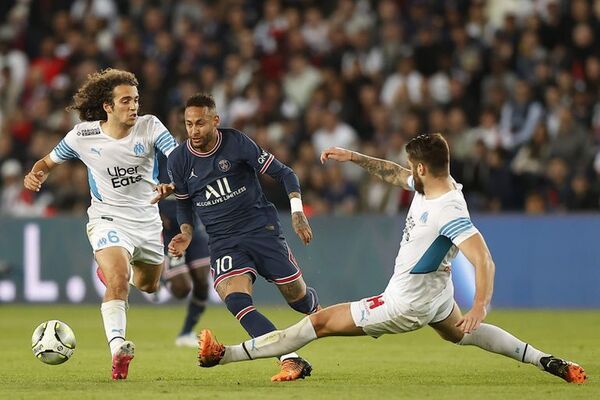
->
[186,130,222,157]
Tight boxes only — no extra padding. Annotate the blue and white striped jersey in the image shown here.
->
[386,180,479,307]
[49,114,177,223]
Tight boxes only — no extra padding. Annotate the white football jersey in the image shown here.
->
[49,115,177,224]
[385,179,479,310]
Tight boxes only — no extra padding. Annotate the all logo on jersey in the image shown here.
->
[420,211,429,224]
[91,147,102,157]
[196,177,247,207]
[189,169,198,179]
[205,177,232,200]
[218,159,231,172]
[133,142,145,157]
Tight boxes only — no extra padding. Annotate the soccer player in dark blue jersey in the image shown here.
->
[158,93,320,381]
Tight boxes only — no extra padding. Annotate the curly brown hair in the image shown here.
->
[67,68,138,121]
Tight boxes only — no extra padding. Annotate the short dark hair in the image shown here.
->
[185,93,216,112]
[67,68,138,121]
[405,133,449,177]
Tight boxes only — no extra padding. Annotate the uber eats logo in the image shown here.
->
[107,166,142,188]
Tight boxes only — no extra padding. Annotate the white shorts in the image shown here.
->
[350,291,455,337]
[86,217,164,265]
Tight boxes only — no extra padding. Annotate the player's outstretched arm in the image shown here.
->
[23,155,57,192]
[289,192,312,245]
[455,233,495,334]
[320,147,412,189]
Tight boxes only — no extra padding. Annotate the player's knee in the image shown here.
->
[288,286,320,314]
[137,280,160,293]
[105,272,129,293]
[308,312,327,336]
[168,277,192,299]
[170,282,191,299]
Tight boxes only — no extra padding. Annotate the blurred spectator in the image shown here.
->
[499,80,544,150]
[566,174,599,211]
[548,107,593,170]
[0,28,27,119]
[511,123,551,191]
[283,53,321,112]
[381,56,423,108]
[0,158,50,216]
[320,162,357,215]
[524,191,547,215]
[0,0,598,215]
[544,157,571,212]
[464,108,502,151]
[485,148,514,211]
[312,108,358,156]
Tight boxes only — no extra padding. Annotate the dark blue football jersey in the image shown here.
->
[167,128,300,242]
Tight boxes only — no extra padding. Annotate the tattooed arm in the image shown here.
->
[320,147,412,189]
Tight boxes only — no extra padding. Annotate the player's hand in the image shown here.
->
[320,147,353,164]
[23,171,46,192]
[455,304,487,334]
[292,211,313,245]
[168,232,192,257]
[151,183,175,204]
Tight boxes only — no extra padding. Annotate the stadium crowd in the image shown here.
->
[1,0,600,217]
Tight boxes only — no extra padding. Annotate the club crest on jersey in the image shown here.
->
[420,211,429,223]
[218,159,231,172]
[133,142,145,157]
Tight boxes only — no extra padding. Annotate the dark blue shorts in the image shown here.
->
[209,226,302,289]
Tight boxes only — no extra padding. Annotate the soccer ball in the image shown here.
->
[31,320,76,365]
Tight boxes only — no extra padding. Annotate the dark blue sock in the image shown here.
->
[288,286,320,314]
[180,296,206,335]
[224,292,276,337]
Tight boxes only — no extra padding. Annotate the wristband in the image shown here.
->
[290,197,303,213]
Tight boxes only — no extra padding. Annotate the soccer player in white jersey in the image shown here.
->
[23,69,177,380]
[197,133,587,384]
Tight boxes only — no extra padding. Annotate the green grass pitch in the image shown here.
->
[1,305,598,399]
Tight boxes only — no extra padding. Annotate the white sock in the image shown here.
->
[222,317,317,364]
[458,323,549,368]
[279,352,300,361]
[101,299,128,356]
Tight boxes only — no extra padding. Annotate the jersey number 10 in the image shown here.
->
[215,255,233,275]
